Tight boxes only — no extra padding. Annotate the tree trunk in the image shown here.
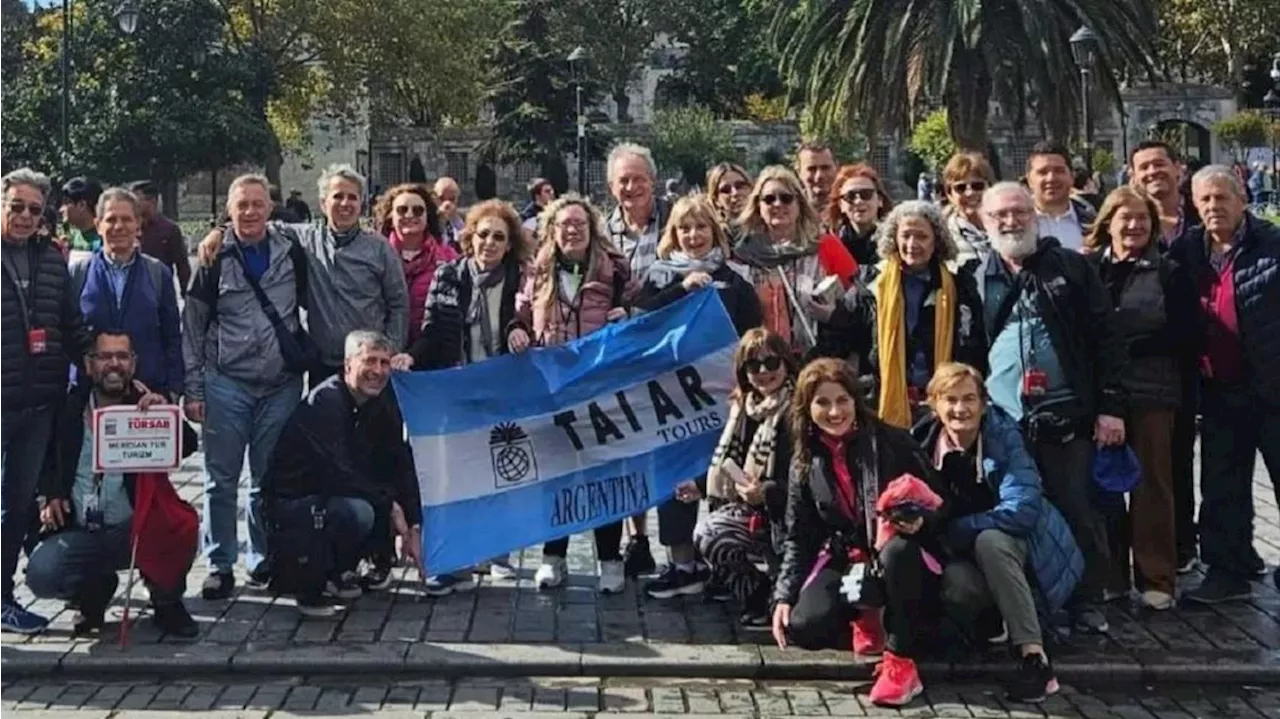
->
[161,178,179,221]
[947,49,992,152]
[264,129,284,190]
[614,88,632,123]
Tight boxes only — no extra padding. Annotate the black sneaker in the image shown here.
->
[153,602,199,639]
[1249,550,1268,577]
[73,573,118,635]
[1184,573,1252,605]
[246,564,273,590]
[297,593,337,618]
[623,535,656,577]
[200,571,234,600]
[1176,556,1199,575]
[644,565,705,599]
[361,562,393,592]
[325,571,363,601]
[738,587,771,628]
[704,575,734,603]
[1072,605,1109,634]
[1007,653,1059,703]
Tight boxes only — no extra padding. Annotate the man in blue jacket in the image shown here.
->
[913,362,1083,705]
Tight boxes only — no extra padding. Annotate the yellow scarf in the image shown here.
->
[875,259,956,428]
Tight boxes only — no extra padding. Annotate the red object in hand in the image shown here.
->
[747,511,766,536]
[817,234,858,288]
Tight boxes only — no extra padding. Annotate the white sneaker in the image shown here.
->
[489,560,518,580]
[535,557,567,590]
[598,560,625,594]
[1141,590,1174,611]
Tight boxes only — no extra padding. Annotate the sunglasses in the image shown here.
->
[476,229,508,242]
[744,355,783,374]
[950,181,987,194]
[717,181,750,195]
[6,201,43,217]
[841,188,877,203]
[760,193,796,206]
[393,205,426,217]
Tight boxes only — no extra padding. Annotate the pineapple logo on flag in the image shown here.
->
[490,422,538,488]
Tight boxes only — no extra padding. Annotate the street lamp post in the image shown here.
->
[60,1,140,179]
[568,46,588,197]
[1266,53,1280,207]
[1070,26,1100,175]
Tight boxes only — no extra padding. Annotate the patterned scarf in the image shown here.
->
[707,381,794,500]
[466,259,506,358]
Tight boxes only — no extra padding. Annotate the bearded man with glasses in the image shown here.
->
[1,167,94,634]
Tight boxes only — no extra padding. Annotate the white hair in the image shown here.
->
[227,173,271,201]
[344,330,393,359]
[1191,164,1246,200]
[1,168,51,202]
[95,187,140,219]
[607,143,657,185]
[982,181,1033,209]
[318,163,367,202]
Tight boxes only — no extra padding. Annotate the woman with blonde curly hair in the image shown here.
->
[733,166,858,356]
[839,201,987,428]
[373,183,455,345]
[510,193,632,594]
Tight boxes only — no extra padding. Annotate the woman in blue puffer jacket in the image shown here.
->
[911,362,1083,705]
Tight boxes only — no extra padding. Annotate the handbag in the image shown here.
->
[231,245,319,375]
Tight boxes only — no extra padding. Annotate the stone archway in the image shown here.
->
[1149,119,1213,166]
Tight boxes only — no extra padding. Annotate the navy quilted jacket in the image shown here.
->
[1170,214,1280,398]
[915,407,1083,613]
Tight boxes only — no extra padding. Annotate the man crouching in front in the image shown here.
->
[263,330,423,617]
[28,329,199,638]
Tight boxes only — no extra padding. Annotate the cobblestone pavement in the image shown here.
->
[1,452,1277,678]
[4,676,1280,718]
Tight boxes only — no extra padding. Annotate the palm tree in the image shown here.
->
[771,0,1162,151]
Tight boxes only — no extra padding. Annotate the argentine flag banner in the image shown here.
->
[392,289,739,576]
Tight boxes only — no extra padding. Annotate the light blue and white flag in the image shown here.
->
[392,289,739,576]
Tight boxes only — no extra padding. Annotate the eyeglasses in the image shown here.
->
[90,351,134,362]
[744,355,783,374]
[841,189,877,203]
[760,193,796,206]
[6,201,43,217]
[717,181,750,195]
[476,229,508,242]
[950,181,987,194]
[984,208,1034,222]
[555,219,589,231]
[393,205,426,217]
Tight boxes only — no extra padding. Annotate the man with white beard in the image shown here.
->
[976,182,1127,636]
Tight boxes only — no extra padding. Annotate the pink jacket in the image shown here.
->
[390,232,458,344]
[516,247,632,347]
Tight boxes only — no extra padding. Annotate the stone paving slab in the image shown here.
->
[2,453,1278,683]
[4,677,1280,718]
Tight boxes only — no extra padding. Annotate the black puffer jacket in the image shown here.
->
[406,257,523,370]
[633,263,762,337]
[1169,214,1280,399]
[1,237,91,412]
[775,413,941,606]
[1087,245,1200,410]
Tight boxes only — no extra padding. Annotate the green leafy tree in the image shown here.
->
[650,105,739,186]
[552,0,658,123]
[908,109,957,173]
[1,0,268,192]
[770,0,1161,151]
[1156,0,1280,92]
[651,0,784,118]
[1213,111,1273,161]
[486,0,604,191]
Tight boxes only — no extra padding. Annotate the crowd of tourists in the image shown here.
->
[1,134,1278,708]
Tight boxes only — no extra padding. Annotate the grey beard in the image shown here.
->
[991,229,1038,260]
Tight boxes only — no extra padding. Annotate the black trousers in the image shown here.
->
[787,563,854,650]
[543,521,624,562]
[1172,377,1199,564]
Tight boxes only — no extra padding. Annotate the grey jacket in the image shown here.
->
[278,223,409,365]
[182,229,304,400]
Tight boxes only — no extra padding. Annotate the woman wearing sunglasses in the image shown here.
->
[941,153,996,270]
[705,162,753,240]
[827,164,892,269]
[374,184,456,346]
[694,329,797,625]
[841,201,987,429]
[733,166,858,358]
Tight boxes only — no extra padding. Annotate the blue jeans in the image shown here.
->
[201,372,302,573]
[274,495,376,582]
[1,406,56,601]
[25,523,187,604]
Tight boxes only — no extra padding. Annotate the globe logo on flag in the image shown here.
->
[490,422,538,488]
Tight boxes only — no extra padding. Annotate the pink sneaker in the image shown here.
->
[869,651,923,707]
